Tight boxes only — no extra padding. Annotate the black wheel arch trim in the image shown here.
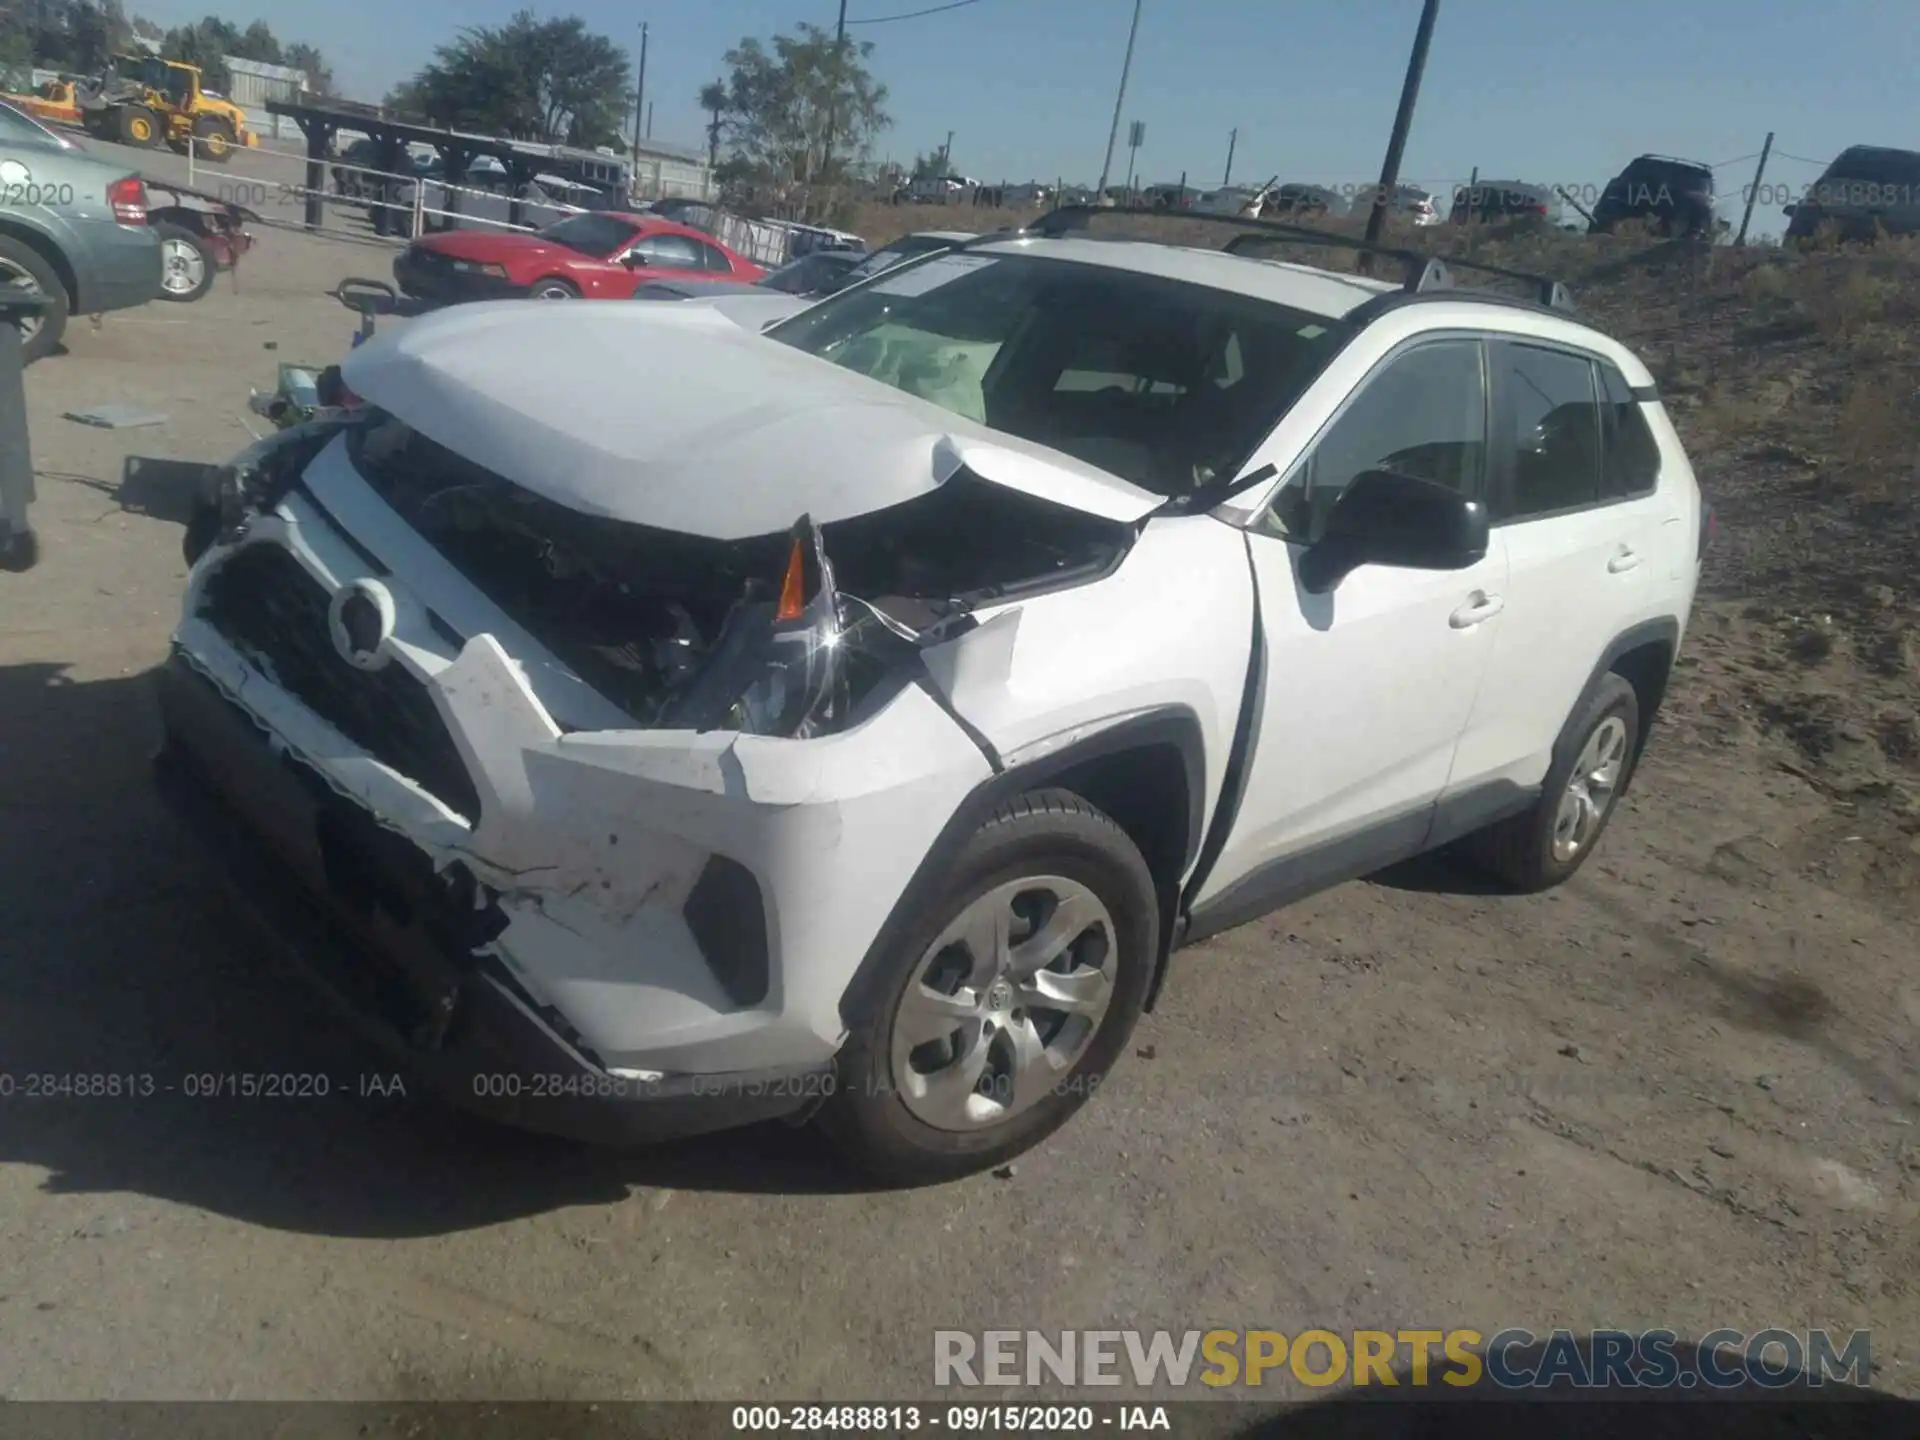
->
[1578,615,1682,773]
[835,704,1209,1029]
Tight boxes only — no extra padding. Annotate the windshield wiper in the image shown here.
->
[1156,462,1277,517]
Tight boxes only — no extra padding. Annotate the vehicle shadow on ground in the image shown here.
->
[32,458,217,528]
[0,659,871,1242]
[1364,846,1514,897]
[118,454,218,525]
[1231,1337,1914,1438]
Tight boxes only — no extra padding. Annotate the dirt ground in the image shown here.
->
[0,161,1916,1407]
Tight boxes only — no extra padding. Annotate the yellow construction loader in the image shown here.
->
[77,55,256,162]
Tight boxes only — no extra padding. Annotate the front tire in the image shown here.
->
[1465,673,1640,892]
[118,106,161,147]
[528,278,579,299]
[192,117,235,165]
[819,789,1157,1186]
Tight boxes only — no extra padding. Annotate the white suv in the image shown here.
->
[159,216,1704,1183]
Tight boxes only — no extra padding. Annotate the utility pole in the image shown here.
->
[630,22,648,168]
[1360,0,1440,259]
[1223,127,1237,187]
[1735,131,1774,246]
[1095,0,1143,202]
[822,0,849,183]
[943,129,954,169]
[646,102,654,140]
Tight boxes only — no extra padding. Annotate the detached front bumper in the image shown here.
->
[152,652,831,1145]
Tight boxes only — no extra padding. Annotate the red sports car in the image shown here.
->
[392,212,765,304]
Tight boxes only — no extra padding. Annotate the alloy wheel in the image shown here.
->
[0,256,45,345]
[159,236,206,297]
[1552,715,1629,862]
[890,876,1117,1132]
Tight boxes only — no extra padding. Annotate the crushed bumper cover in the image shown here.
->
[152,651,829,1145]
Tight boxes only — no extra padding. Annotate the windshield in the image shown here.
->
[767,250,1352,498]
[537,212,640,256]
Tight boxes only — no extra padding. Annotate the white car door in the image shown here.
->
[1446,341,1676,799]
[1192,336,1508,921]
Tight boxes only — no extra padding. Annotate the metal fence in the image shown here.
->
[185,136,738,249]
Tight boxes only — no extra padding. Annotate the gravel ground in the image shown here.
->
[1,163,1915,1407]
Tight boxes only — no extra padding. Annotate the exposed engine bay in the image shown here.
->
[202,410,1139,737]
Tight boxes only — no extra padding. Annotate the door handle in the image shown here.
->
[1449,592,1504,628]
[1607,547,1643,574]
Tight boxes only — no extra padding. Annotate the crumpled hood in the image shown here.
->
[338,299,1163,541]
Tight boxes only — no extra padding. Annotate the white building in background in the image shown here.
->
[221,56,307,142]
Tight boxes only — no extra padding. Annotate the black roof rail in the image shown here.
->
[1007,203,1575,311]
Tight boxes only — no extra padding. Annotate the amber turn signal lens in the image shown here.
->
[775,536,807,621]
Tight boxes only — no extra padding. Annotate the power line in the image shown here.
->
[844,0,984,24]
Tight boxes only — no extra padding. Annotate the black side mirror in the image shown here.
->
[1297,469,1489,592]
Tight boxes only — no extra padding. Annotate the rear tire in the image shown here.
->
[818,789,1157,1186]
[0,234,69,364]
[1464,673,1640,892]
[153,221,215,303]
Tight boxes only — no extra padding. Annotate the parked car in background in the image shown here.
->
[896,175,966,205]
[0,98,162,361]
[401,160,613,239]
[393,211,764,304]
[1140,182,1192,210]
[1450,180,1559,226]
[1194,185,1262,215]
[1251,183,1350,219]
[819,230,977,294]
[759,248,866,295]
[1589,155,1717,237]
[1785,145,1920,242]
[631,247,864,306]
[1390,183,1443,226]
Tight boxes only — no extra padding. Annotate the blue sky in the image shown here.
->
[132,0,1913,231]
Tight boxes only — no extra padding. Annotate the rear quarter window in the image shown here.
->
[1599,364,1661,498]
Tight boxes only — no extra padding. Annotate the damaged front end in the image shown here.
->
[181,414,360,570]
[160,404,1143,1135]
[339,409,1134,739]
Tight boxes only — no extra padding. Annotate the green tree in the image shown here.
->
[698,78,727,167]
[283,41,331,95]
[706,22,890,192]
[396,11,630,145]
[233,19,281,64]
[159,24,230,90]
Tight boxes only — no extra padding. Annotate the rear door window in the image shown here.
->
[1493,344,1602,520]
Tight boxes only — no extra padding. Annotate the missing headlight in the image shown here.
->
[183,417,358,567]
[663,513,917,738]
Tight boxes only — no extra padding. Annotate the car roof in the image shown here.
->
[1622,154,1710,172]
[969,234,1397,319]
